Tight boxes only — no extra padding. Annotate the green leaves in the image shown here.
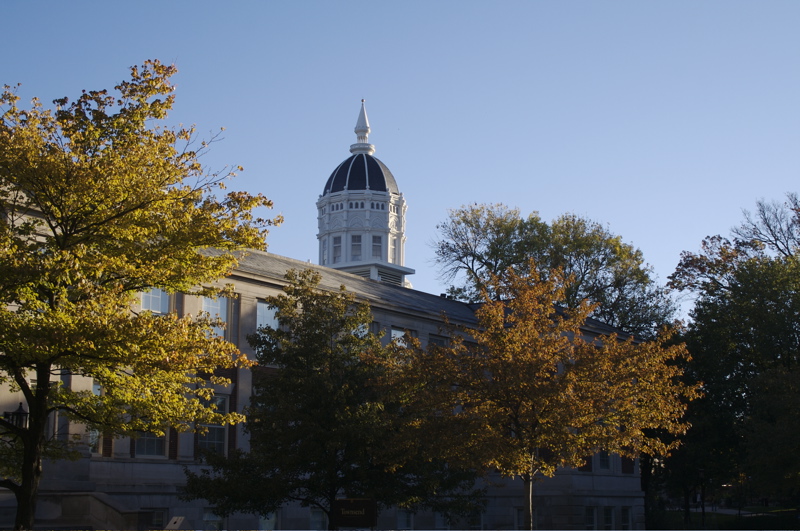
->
[184,269,484,519]
[433,203,675,339]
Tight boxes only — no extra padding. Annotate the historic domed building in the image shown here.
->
[316,101,414,286]
[0,102,648,531]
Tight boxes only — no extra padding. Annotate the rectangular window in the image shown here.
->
[620,507,631,530]
[584,507,596,530]
[372,235,382,259]
[391,327,415,347]
[621,456,635,474]
[87,381,103,453]
[434,512,449,530]
[259,512,278,530]
[136,431,166,457]
[198,396,228,456]
[428,334,449,347]
[142,508,167,529]
[203,296,228,338]
[310,507,327,531]
[333,236,342,264]
[352,323,369,338]
[351,235,362,261]
[468,510,482,530]
[598,450,611,470]
[396,510,413,531]
[203,509,224,531]
[602,507,613,530]
[256,299,279,330]
[141,288,170,314]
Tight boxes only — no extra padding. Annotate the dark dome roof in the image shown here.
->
[322,153,399,196]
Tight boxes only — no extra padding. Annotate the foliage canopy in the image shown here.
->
[666,193,800,508]
[394,262,697,529]
[433,203,675,339]
[183,270,483,527]
[0,60,279,529]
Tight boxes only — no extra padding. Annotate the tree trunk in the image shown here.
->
[682,487,692,528]
[13,365,51,530]
[700,477,706,528]
[522,455,540,531]
[14,421,45,530]
[523,473,535,530]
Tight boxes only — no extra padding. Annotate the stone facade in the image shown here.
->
[1,251,645,530]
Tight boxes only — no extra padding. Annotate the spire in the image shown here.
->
[350,99,376,155]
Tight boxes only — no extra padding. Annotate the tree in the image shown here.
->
[0,61,279,530]
[732,191,800,258]
[183,269,483,529]
[669,248,800,506]
[400,262,697,530]
[433,204,675,339]
[666,193,800,512]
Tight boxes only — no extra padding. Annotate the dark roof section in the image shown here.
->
[225,250,632,339]
[232,250,477,325]
[322,154,399,196]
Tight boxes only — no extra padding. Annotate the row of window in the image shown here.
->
[140,502,632,530]
[584,505,633,530]
[321,201,389,214]
[330,234,383,263]
[579,451,636,474]
[295,507,465,531]
[126,291,249,460]
[322,234,401,265]
[89,395,230,458]
[140,290,281,339]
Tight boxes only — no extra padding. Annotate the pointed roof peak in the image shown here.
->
[350,99,375,155]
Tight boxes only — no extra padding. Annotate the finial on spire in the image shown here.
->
[350,100,375,155]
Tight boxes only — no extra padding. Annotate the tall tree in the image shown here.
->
[433,204,674,339]
[669,247,800,506]
[666,193,800,513]
[400,263,697,530]
[0,61,279,530]
[183,269,483,529]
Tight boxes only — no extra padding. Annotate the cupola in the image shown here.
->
[316,101,414,287]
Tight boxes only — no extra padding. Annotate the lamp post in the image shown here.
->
[3,402,29,429]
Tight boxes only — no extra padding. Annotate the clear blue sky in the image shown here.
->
[5,1,799,304]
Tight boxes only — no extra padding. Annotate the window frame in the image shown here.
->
[135,431,168,458]
[197,395,229,457]
[371,234,382,259]
[141,288,170,315]
[256,299,279,331]
[351,234,362,261]
[333,236,342,264]
[203,296,229,339]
